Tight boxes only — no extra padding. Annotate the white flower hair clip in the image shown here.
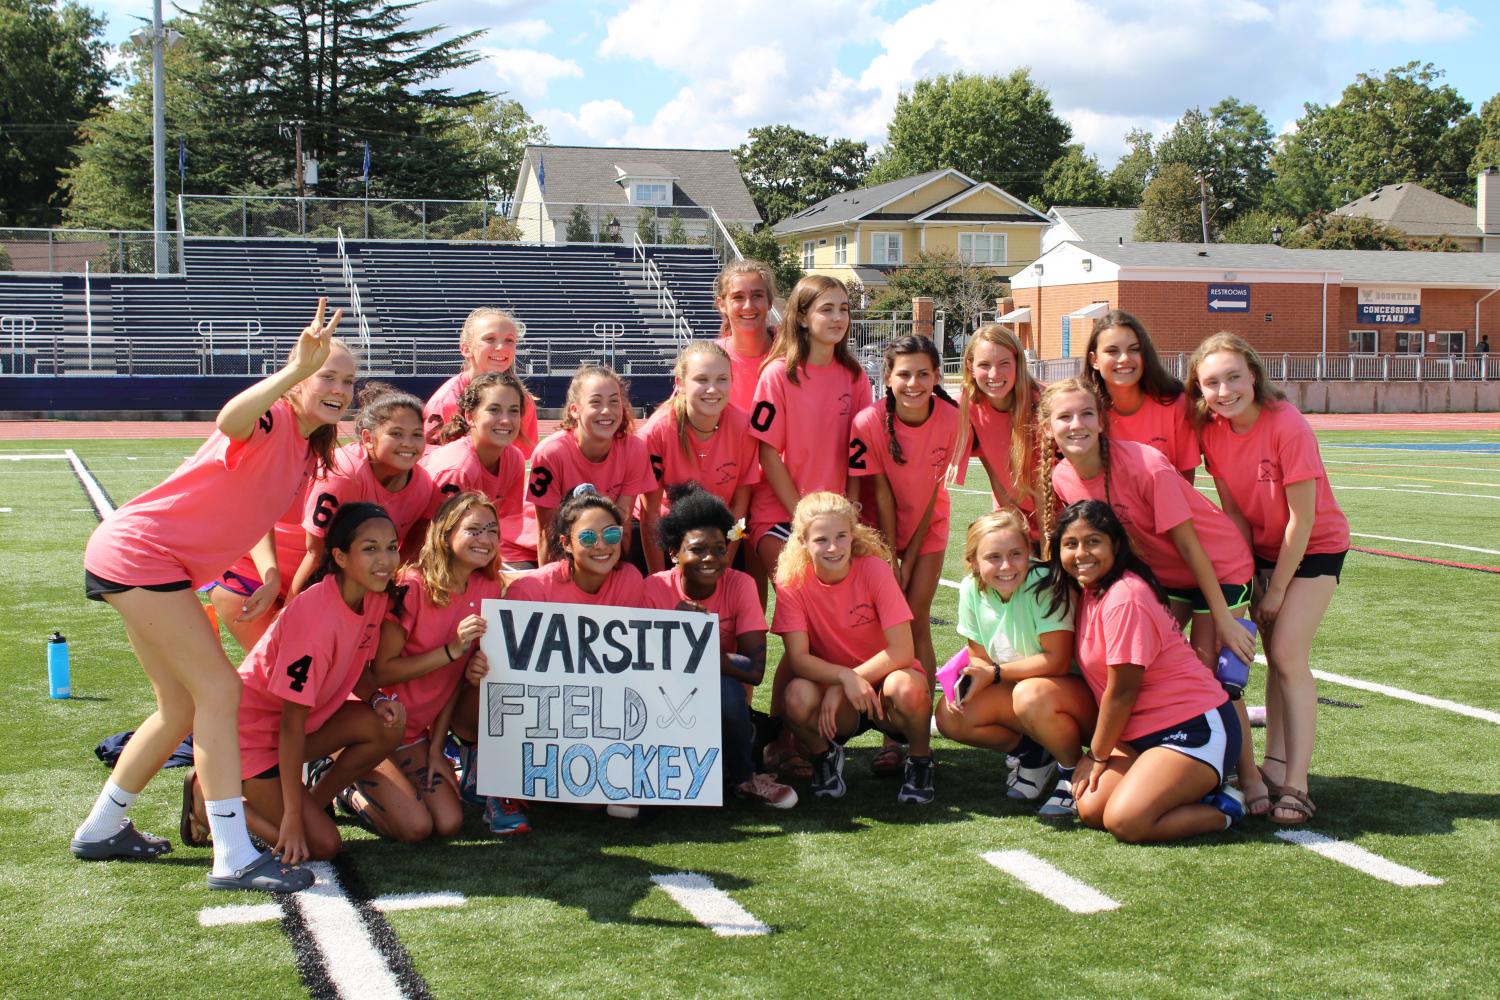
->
[727,518,747,542]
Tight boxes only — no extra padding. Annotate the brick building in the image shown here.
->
[1006,241,1500,360]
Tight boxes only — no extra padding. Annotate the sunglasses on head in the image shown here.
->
[576,525,623,548]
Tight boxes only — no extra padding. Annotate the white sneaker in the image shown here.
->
[1037,776,1076,818]
[605,804,640,819]
[1006,757,1057,801]
[734,773,798,809]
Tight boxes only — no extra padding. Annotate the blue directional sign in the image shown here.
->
[1207,283,1250,312]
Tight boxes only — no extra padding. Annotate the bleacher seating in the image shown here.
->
[650,248,722,337]
[0,275,70,336]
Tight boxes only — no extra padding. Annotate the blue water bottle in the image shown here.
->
[1214,618,1257,698]
[48,631,71,699]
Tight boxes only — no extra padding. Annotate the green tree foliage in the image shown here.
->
[1107,128,1154,207]
[870,250,1005,334]
[1154,98,1274,222]
[727,224,802,298]
[1473,93,1500,176]
[664,212,688,245]
[868,70,1070,202]
[1280,212,1406,250]
[1270,62,1479,212]
[564,204,593,242]
[1039,145,1109,208]
[598,212,622,243]
[431,96,549,203]
[636,208,659,244]
[1218,208,1299,245]
[1134,162,1204,242]
[0,0,113,225]
[734,125,870,225]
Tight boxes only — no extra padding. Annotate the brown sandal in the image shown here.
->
[179,766,211,847]
[1270,787,1317,825]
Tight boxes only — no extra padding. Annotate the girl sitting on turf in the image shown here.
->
[714,259,778,414]
[638,341,760,575]
[948,323,1043,538]
[1081,310,1200,481]
[934,510,1092,817]
[77,299,344,893]
[421,371,532,570]
[773,492,934,805]
[422,307,539,457]
[526,365,655,566]
[353,492,510,840]
[1037,378,1265,814]
[1046,500,1245,843]
[1188,332,1350,826]
[291,383,441,594]
[187,502,408,863]
[644,484,796,809]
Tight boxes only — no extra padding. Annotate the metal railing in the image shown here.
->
[1156,351,1494,382]
[1,228,181,275]
[512,200,720,247]
[632,233,693,343]
[179,194,516,241]
[334,228,372,350]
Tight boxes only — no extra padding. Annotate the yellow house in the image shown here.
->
[772,168,1050,291]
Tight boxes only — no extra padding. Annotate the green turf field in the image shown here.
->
[2,429,1498,999]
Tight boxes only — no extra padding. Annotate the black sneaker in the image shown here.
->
[897,755,935,805]
[810,744,847,799]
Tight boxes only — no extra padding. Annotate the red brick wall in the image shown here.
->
[1010,281,1118,357]
[1337,286,1500,354]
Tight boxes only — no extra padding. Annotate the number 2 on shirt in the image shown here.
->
[848,437,868,471]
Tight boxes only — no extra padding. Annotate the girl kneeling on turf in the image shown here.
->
[77,299,345,893]
[1046,500,1244,843]
[772,492,934,805]
[209,503,408,862]
[644,484,795,809]
[353,492,507,841]
[934,510,1092,817]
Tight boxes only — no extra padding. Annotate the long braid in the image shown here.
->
[1098,432,1113,510]
[884,387,905,465]
[1037,428,1059,560]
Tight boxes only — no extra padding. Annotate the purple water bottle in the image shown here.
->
[1215,618,1257,698]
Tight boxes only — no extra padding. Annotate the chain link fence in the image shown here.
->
[179,195,515,241]
[0,229,179,275]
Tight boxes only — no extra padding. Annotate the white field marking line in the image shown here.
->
[1274,830,1443,887]
[1324,458,1500,474]
[1255,655,1500,725]
[940,578,960,590]
[650,872,770,937]
[981,850,1121,914]
[0,452,69,461]
[288,861,406,1000]
[64,448,115,516]
[1334,485,1500,501]
[1393,484,1431,489]
[371,891,466,913]
[198,888,467,927]
[1350,533,1500,556]
[1321,445,1500,457]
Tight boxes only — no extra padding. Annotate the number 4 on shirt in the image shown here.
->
[285,654,312,693]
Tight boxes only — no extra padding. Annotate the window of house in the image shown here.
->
[871,232,902,265]
[1436,331,1465,354]
[958,232,1007,265]
[802,241,815,269]
[1348,330,1377,354]
[1392,330,1424,354]
[834,235,848,265]
[631,182,670,206]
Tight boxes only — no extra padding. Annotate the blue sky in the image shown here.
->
[100,0,1497,166]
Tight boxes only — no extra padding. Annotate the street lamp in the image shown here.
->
[607,216,621,241]
[130,0,182,274]
[1271,224,1283,245]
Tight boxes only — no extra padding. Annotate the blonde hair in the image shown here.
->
[460,308,523,372]
[654,340,732,460]
[1185,331,1285,426]
[1034,378,1113,558]
[766,275,860,385]
[559,365,636,438]
[288,336,357,475]
[948,324,1041,508]
[714,260,777,337]
[774,491,892,589]
[964,509,1032,588]
[409,491,501,608]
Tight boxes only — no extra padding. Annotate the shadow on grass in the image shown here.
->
[1269,773,1499,839]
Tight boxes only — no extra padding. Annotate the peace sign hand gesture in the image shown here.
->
[288,298,343,377]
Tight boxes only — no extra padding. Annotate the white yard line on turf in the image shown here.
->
[0,453,69,460]
[1333,485,1500,501]
[64,448,115,516]
[650,872,770,937]
[1324,458,1500,474]
[981,850,1121,914]
[1350,533,1500,556]
[289,862,407,1000]
[372,891,467,913]
[940,578,960,589]
[198,902,282,927]
[1274,831,1443,887]
[1256,655,1500,725]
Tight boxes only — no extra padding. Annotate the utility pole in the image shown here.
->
[294,123,305,199]
[150,0,168,272]
[1197,171,1211,244]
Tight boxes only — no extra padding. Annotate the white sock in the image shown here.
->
[206,797,263,875]
[75,780,137,842]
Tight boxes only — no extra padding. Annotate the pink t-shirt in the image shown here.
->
[1200,402,1351,562]
[419,436,531,564]
[423,371,539,459]
[304,443,442,547]
[771,555,914,670]
[382,567,505,745]
[84,398,314,588]
[1051,438,1253,589]
[644,566,765,654]
[1074,572,1226,741]
[957,398,1039,524]
[1108,394,1200,474]
[848,399,959,555]
[638,404,760,514]
[526,431,656,511]
[716,334,772,413]
[748,358,873,526]
[223,479,310,599]
[503,559,649,608]
[236,574,387,779]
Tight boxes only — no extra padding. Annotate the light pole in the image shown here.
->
[132,0,181,274]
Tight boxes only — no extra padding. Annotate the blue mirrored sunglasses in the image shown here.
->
[577,526,623,547]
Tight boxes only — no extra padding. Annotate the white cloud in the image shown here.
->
[481,47,584,102]
[536,99,637,145]
[500,18,552,44]
[1311,0,1476,42]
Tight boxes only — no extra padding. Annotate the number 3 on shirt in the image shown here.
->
[285,654,312,693]
[848,437,868,471]
[528,466,554,499]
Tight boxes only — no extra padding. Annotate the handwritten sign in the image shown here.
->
[477,599,723,806]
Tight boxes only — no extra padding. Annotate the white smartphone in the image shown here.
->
[952,673,974,709]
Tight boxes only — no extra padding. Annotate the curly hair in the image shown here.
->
[774,491,892,589]
[656,482,734,555]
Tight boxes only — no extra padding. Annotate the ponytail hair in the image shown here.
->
[440,370,530,445]
[560,365,636,438]
[307,501,406,617]
[1035,378,1112,559]
[548,487,625,565]
[354,382,424,437]
[963,509,1032,590]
